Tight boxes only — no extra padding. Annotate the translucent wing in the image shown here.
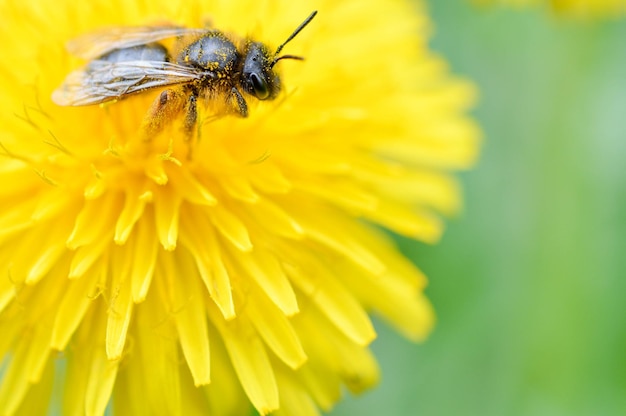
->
[67,26,207,60]
[52,60,212,106]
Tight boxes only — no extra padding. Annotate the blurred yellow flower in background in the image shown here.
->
[0,0,478,414]
[474,0,626,16]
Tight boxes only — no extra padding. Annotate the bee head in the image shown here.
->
[240,11,317,102]
[241,42,279,101]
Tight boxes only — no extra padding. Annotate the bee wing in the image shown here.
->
[66,26,207,60]
[52,60,210,106]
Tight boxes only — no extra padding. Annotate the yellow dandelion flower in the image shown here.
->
[473,0,626,17]
[0,0,479,415]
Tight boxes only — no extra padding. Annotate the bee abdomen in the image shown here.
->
[98,43,170,63]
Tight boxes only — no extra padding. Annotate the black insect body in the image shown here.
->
[177,32,253,121]
[52,11,317,138]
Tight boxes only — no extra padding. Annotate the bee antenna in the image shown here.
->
[270,54,304,69]
[274,10,317,57]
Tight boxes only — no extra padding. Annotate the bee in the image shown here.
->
[52,11,317,137]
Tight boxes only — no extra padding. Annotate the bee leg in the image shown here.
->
[182,93,200,160]
[183,93,198,141]
[227,87,248,117]
[140,89,186,140]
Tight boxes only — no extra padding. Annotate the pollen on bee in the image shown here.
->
[139,88,187,141]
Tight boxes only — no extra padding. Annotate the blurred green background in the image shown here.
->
[332,1,626,415]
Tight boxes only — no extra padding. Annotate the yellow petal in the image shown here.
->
[0,336,39,414]
[169,167,217,206]
[114,186,148,244]
[341,261,435,341]
[25,225,68,284]
[296,304,379,396]
[364,200,443,243]
[31,187,78,222]
[105,246,134,360]
[131,301,183,416]
[237,247,299,316]
[202,332,251,416]
[209,204,253,252]
[68,237,110,279]
[219,173,260,203]
[179,213,235,319]
[0,274,14,315]
[286,259,376,346]
[13,358,55,416]
[154,188,181,251]
[51,271,97,350]
[129,215,159,302]
[66,195,119,249]
[296,179,378,212]
[211,307,279,415]
[246,289,307,369]
[247,161,291,194]
[291,202,386,274]
[247,198,303,239]
[85,350,119,416]
[165,250,211,386]
[273,364,321,416]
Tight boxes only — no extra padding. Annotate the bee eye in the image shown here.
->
[250,73,270,100]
